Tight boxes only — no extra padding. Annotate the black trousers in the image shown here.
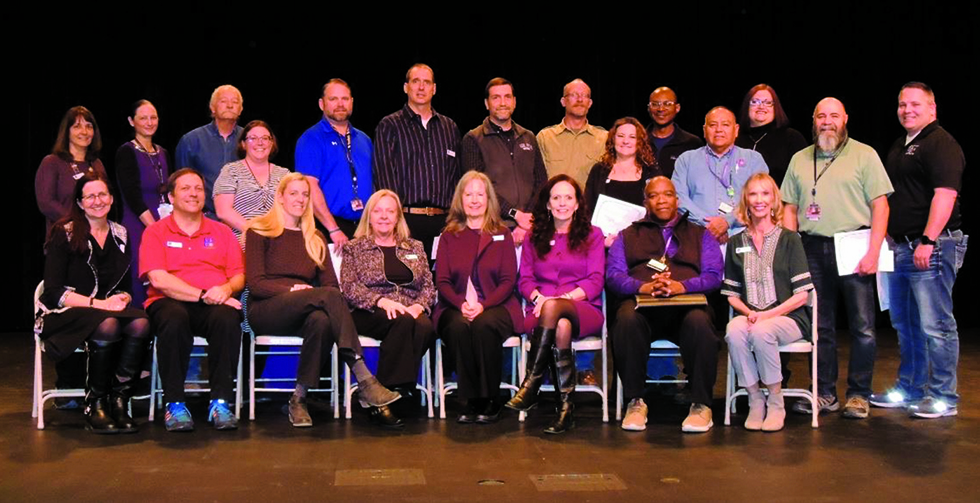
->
[147,299,242,403]
[403,213,445,259]
[611,299,719,406]
[438,306,513,400]
[249,287,361,389]
[351,308,433,387]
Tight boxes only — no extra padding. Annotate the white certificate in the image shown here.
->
[591,194,647,237]
[833,229,894,276]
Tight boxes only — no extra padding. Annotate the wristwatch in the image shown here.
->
[199,289,207,303]
[919,235,937,246]
[508,208,519,219]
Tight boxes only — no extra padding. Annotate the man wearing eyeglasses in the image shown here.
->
[175,85,245,216]
[646,87,703,179]
[536,79,608,188]
[295,79,369,241]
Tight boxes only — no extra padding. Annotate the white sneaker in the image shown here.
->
[681,403,713,433]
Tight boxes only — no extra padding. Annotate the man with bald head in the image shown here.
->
[646,87,703,178]
[537,79,608,187]
[672,107,768,244]
[781,97,893,419]
[606,176,723,433]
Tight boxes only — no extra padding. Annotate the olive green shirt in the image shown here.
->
[536,119,607,187]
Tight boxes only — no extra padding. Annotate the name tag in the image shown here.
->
[735,246,752,254]
[647,258,668,272]
[405,254,419,260]
[718,202,734,214]
[492,234,504,241]
[166,241,183,249]
[447,149,456,157]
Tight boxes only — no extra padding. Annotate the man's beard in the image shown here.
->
[814,124,848,153]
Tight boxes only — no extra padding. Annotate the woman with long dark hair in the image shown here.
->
[36,173,150,433]
[505,175,605,433]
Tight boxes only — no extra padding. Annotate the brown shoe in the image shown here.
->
[681,403,713,433]
[578,370,598,387]
[288,395,313,428]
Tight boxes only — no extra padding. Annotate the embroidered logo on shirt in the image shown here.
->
[519,142,533,151]
[905,145,919,156]
[203,237,215,249]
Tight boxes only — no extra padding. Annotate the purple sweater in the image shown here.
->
[518,226,605,316]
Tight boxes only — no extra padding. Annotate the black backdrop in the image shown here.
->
[10,4,975,330]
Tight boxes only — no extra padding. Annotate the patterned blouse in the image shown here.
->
[213,159,290,243]
[721,226,814,338]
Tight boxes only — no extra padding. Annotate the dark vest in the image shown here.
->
[470,119,538,211]
[622,213,704,283]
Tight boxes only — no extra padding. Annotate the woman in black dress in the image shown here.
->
[36,173,150,434]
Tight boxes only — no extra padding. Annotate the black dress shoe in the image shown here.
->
[369,404,405,429]
[457,400,479,424]
[476,400,502,424]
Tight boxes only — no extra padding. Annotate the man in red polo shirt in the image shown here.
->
[140,168,245,432]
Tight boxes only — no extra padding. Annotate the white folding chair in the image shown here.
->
[332,244,434,419]
[724,289,819,428]
[241,288,339,421]
[435,336,522,419]
[32,281,87,430]
[615,339,689,420]
[148,332,244,422]
[519,292,610,423]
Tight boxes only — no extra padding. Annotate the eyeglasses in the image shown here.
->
[564,93,591,100]
[649,101,676,109]
[750,99,774,108]
[81,192,111,203]
[245,135,273,143]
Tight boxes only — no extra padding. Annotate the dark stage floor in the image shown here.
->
[2,329,978,502]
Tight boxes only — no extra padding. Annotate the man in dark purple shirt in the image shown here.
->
[606,176,722,433]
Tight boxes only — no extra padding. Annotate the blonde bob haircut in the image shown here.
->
[247,172,326,269]
[443,171,506,235]
[735,172,785,232]
[354,189,411,242]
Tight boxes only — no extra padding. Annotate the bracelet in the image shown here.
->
[327,228,341,234]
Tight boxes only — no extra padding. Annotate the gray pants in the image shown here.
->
[726,316,802,388]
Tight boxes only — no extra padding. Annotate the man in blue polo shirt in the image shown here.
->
[295,79,370,241]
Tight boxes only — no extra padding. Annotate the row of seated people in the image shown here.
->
[36,166,805,436]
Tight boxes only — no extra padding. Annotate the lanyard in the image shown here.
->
[131,139,168,204]
[811,139,848,198]
[336,127,359,196]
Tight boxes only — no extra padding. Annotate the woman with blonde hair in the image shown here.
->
[341,189,436,423]
[245,173,400,428]
[434,171,522,424]
[721,173,813,431]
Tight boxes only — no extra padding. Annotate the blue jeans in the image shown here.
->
[802,235,877,399]
[887,231,967,405]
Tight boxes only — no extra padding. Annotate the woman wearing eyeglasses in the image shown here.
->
[213,120,290,244]
[36,174,150,434]
[735,84,807,186]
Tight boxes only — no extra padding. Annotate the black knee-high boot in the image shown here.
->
[110,336,148,433]
[85,340,119,434]
[544,347,576,434]
[505,328,556,411]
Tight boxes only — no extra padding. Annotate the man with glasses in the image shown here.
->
[295,79,370,240]
[646,87,703,178]
[175,85,244,216]
[536,79,608,187]
[781,97,893,420]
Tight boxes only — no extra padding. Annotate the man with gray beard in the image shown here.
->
[780,98,893,420]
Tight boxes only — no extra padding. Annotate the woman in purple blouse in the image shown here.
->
[115,100,171,308]
[505,175,605,434]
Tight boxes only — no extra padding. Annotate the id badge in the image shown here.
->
[647,258,669,272]
[718,202,734,214]
[350,198,364,211]
[805,202,822,221]
[157,203,174,219]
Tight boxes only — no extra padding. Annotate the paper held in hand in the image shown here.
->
[833,229,894,276]
[591,194,647,237]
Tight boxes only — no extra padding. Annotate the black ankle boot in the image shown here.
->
[85,340,120,434]
[110,336,148,433]
[505,328,556,411]
[544,347,576,434]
